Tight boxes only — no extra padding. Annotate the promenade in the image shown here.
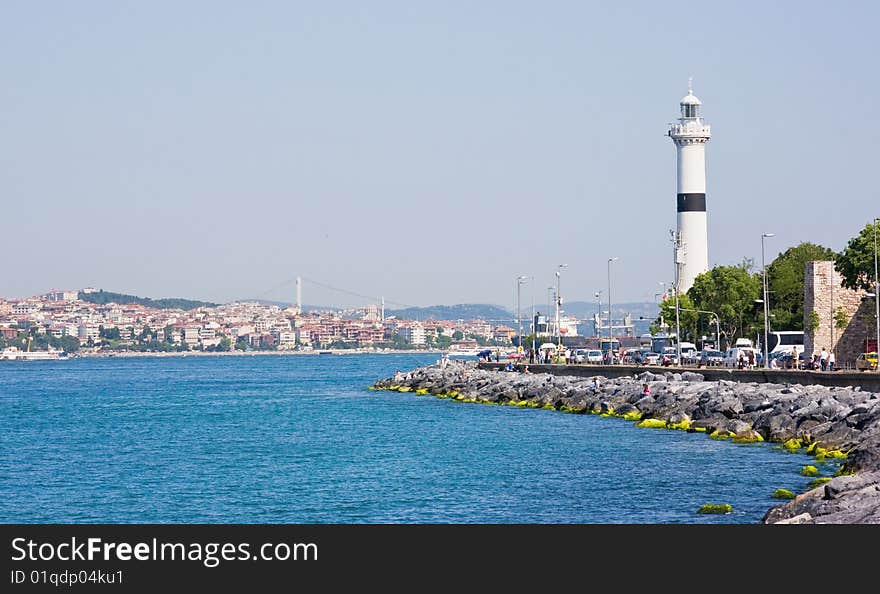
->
[479,362,880,391]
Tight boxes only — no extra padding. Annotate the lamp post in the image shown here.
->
[555,264,567,349]
[516,275,528,354]
[594,291,602,337]
[671,230,683,366]
[530,277,536,357]
[874,217,879,368]
[762,233,775,368]
[608,258,619,343]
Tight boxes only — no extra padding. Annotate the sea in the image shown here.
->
[0,354,840,524]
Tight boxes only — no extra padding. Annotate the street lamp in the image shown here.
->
[530,277,536,357]
[594,291,602,337]
[873,217,879,368]
[555,264,567,349]
[762,232,775,368]
[516,275,528,353]
[608,258,619,343]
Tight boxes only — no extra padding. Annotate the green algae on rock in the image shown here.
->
[636,418,667,429]
[807,477,832,489]
[801,465,820,477]
[697,503,732,514]
[772,488,796,499]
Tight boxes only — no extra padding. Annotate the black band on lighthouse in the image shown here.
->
[677,193,706,212]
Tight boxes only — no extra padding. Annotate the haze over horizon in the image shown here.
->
[3,1,877,309]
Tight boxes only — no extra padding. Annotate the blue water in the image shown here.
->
[0,354,840,523]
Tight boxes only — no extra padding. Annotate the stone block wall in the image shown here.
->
[804,260,876,367]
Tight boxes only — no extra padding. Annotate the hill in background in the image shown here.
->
[78,290,217,311]
[386,303,513,322]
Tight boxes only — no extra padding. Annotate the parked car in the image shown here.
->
[660,347,679,366]
[699,349,724,366]
[623,349,644,364]
[661,352,679,366]
[585,349,604,364]
[856,352,878,371]
[680,348,699,365]
[643,351,661,366]
[571,349,588,364]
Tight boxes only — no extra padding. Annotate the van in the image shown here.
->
[724,347,758,368]
[679,341,698,364]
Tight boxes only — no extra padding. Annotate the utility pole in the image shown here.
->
[555,264,567,350]
[671,230,684,366]
[530,277,536,356]
[874,217,879,368]
[761,233,775,368]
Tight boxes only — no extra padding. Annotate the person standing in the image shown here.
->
[828,351,835,372]
[820,347,828,372]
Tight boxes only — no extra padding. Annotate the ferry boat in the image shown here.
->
[447,348,514,359]
[1,347,68,361]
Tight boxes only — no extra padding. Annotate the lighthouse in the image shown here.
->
[668,80,711,293]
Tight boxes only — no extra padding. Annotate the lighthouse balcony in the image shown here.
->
[667,122,711,139]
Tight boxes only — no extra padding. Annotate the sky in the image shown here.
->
[2,1,878,309]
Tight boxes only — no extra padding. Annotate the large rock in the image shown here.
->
[680,371,705,382]
[717,398,744,418]
[766,414,797,442]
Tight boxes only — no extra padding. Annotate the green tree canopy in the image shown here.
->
[687,264,762,342]
[835,220,880,292]
[655,293,699,341]
[766,242,836,331]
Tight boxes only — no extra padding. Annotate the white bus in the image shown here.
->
[768,331,804,356]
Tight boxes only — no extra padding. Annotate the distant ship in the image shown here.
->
[1,347,68,361]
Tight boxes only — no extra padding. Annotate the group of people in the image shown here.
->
[736,349,757,369]
[808,347,836,372]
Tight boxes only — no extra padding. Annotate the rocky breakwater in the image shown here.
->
[372,363,880,523]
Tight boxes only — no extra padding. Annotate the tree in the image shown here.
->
[435,335,452,349]
[687,265,762,342]
[808,310,820,337]
[835,220,880,292]
[655,293,699,342]
[451,330,464,340]
[52,335,80,353]
[99,325,121,340]
[766,242,836,330]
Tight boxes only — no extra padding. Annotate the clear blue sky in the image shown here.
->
[2,1,877,309]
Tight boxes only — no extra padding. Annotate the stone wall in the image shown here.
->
[804,260,876,367]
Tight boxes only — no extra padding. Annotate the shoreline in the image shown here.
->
[49,349,446,359]
[374,363,880,524]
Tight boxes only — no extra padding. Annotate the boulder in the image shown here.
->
[615,403,639,417]
[743,399,774,414]
[717,398,744,418]
[680,371,705,382]
[727,419,754,436]
[691,414,729,433]
[633,395,655,415]
[766,414,797,442]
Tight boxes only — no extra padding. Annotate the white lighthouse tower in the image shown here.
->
[668,80,711,293]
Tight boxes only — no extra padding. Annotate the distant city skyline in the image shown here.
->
[2,2,877,309]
